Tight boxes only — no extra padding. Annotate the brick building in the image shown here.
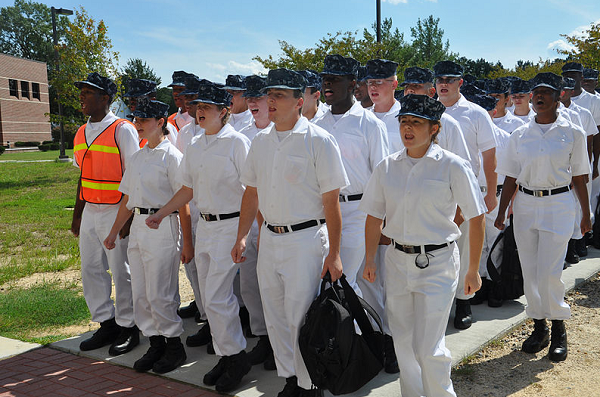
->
[0,53,51,146]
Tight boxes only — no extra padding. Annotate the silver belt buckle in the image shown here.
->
[273,225,287,233]
[480,186,487,193]
[534,190,545,197]
[148,208,157,215]
[134,208,141,215]
[401,245,416,254]
[339,195,347,202]
[201,213,209,221]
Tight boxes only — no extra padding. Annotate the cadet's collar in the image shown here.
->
[267,116,309,140]
[215,123,237,138]
[394,142,443,161]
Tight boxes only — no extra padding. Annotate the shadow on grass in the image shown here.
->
[0,176,64,191]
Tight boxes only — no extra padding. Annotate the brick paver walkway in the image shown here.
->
[0,348,220,397]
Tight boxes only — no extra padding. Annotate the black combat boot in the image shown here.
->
[109,325,139,356]
[548,320,568,362]
[215,350,252,393]
[186,322,211,347]
[79,318,121,351]
[247,335,273,366]
[133,335,166,372]
[454,299,473,330]
[152,337,186,373]
[522,319,550,353]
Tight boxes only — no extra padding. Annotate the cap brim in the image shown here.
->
[320,71,356,77]
[400,79,429,86]
[434,74,462,78]
[74,81,106,93]
[561,69,583,74]
[180,89,198,96]
[531,83,560,91]
[222,87,246,91]
[242,92,266,98]
[365,74,395,80]
[190,98,230,106]
[261,85,304,92]
[396,110,439,121]
[168,82,185,87]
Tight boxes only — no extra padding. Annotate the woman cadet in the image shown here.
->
[103,97,193,373]
[361,94,486,397]
[495,72,592,362]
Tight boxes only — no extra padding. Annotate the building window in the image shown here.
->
[32,82,40,100]
[9,79,19,97]
[21,81,30,99]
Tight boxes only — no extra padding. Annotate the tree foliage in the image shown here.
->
[121,58,162,86]
[407,16,452,68]
[487,58,565,81]
[557,21,600,70]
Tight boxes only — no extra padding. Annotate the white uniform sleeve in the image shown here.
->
[232,135,251,183]
[589,95,600,126]
[496,127,522,179]
[115,121,141,171]
[118,156,135,196]
[359,160,386,219]
[440,115,471,162]
[579,107,598,137]
[314,134,350,194]
[240,139,258,188]
[168,149,184,194]
[368,118,389,170]
[450,157,487,221]
[179,148,195,189]
[571,125,592,177]
[476,109,498,153]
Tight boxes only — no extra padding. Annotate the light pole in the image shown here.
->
[376,0,381,43]
[51,6,73,161]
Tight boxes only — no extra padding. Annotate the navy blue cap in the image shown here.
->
[530,72,563,92]
[563,77,576,90]
[365,59,398,80]
[474,79,488,90]
[124,79,157,98]
[74,72,117,97]
[485,78,510,94]
[562,62,583,74]
[398,94,446,121]
[433,61,464,78]
[191,80,232,106]
[394,89,404,101]
[223,75,246,91]
[180,75,202,96]
[460,83,486,97]
[131,97,169,118]
[321,54,359,77]
[509,78,531,94]
[263,68,306,92]
[168,71,191,87]
[298,70,322,91]
[464,94,498,111]
[401,67,433,86]
[242,75,267,98]
[357,66,368,82]
[583,68,599,80]
[463,74,477,85]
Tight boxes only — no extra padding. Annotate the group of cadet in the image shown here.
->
[69,55,600,397]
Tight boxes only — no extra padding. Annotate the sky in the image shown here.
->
[7,0,600,86]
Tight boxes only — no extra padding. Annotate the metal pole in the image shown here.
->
[51,7,67,159]
[376,0,381,43]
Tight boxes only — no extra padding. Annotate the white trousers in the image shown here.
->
[358,244,390,334]
[128,214,183,338]
[385,243,459,397]
[79,204,134,327]
[183,209,206,320]
[456,221,474,300]
[257,225,328,390]
[513,191,574,320]
[239,221,267,336]
[195,218,246,356]
[339,201,367,294]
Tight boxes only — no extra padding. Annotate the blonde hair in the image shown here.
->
[430,120,441,143]
[217,105,231,126]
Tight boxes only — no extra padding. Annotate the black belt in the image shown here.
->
[518,185,570,197]
[392,240,454,254]
[480,185,503,194]
[265,219,326,234]
[339,193,363,202]
[134,207,178,215]
[200,211,240,222]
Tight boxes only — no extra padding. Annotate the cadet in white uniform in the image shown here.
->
[167,71,194,131]
[362,94,486,397]
[298,70,325,122]
[104,98,192,373]
[237,75,275,370]
[495,72,591,363]
[232,68,349,397]
[147,81,252,393]
[509,78,535,122]
[71,73,139,356]
[434,60,497,329]
[354,65,374,108]
[225,75,254,131]
[485,78,525,134]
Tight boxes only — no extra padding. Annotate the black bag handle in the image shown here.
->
[338,274,383,334]
[487,214,513,283]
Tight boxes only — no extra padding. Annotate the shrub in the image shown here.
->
[14,141,41,147]
[0,146,5,155]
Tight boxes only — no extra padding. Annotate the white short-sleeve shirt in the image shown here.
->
[239,122,273,142]
[371,100,402,153]
[119,139,183,210]
[171,109,193,131]
[571,90,600,126]
[493,111,525,134]
[481,125,510,186]
[497,115,591,189]
[228,109,254,132]
[180,124,251,214]
[568,102,598,137]
[176,121,205,154]
[359,143,486,245]
[241,116,349,225]
[443,95,498,177]
[314,101,389,195]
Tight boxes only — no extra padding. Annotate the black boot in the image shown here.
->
[133,335,166,372]
[215,350,252,393]
[470,278,491,305]
[207,340,215,355]
[299,388,324,397]
[454,299,473,330]
[264,350,276,371]
[79,318,121,351]
[277,376,301,397]
[203,356,230,386]
[186,322,211,347]
[177,300,198,319]
[575,237,588,258]
[247,335,273,365]
[109,325,139,356]
[548,320,568,362]
[383,334,399,374]
[152,337,186,374]
[522,319,550,353]
[565,239,580,264]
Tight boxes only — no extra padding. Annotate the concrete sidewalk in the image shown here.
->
[3,249,600,397]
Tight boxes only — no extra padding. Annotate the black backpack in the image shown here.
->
[487,215,525,300]
[299,273,384,395]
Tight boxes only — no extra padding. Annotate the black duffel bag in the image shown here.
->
[487,214,525,301]
[299,273,384,395]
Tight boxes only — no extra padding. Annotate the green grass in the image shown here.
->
[0,281,89,343]
[0,149,74,161]
[0,160,80,284]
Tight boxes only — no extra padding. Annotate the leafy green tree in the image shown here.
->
[557,21,600,70]
[455,57,504,79]
[121,58,162,86]
[407,16,453,68]
[488,58,565,80]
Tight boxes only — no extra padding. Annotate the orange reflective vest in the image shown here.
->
[168,112,180,132]
[73,119,133,204]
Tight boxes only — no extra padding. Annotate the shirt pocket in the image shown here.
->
[283,155,308,185]
[338,133,364,161]
[420,179,452,208]
[208,154,235,182]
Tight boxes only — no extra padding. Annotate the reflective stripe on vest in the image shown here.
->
[73,119,132,204]
[168,112,180,132]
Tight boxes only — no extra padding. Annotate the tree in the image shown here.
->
[407,16,453,68]
[121,58,162,86]
[455,57,504,79]
[488,58,565,81]
[0,0,68,72]
[557,21,600,70]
